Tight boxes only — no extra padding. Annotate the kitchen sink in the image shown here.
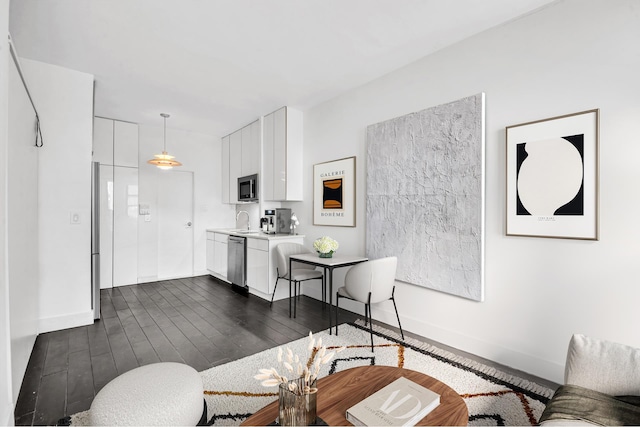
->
[235,230,260,235]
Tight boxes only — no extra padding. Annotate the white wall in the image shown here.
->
[295,0,640,383]
[7,49,39,409]
[1,2,14,424]
[138,124,235,282]
[20,58,95,333]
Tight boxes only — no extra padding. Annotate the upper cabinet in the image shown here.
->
[221,135,230,204]
[243,120,260,177]
[114,120,138,167]
[221,107,302,204]
[93,117,139,167]
[263,107,303,201]
[229,129,242,204]
[93,117,114,164]
[222,119,261,204]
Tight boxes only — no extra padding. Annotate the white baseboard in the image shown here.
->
[301,288,563,384]
[398,313,564,384]
[38,310,94,334]
[138,272,210,284]
[248,288,270,301]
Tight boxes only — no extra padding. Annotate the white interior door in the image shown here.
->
[157,170,194,279]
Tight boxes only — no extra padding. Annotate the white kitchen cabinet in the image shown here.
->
[240,124,252,176]
[112,166,139,287]
[95,116,140,289]
[247,119,261,176]
[262,113,275,201]
[99,164,114,289]
[246,238,269,294]
[93,117,139,167]
[93,117,114,165]
[114,120,138,167]
[222,119,260,204]
[245,234,304,298]
[208,231,305,298]
[262,106,303,201]
[240,119,261,177]
[229,130,242,204]
[221,135,230,204]
[213,233,229,281]
[206,233,215,273]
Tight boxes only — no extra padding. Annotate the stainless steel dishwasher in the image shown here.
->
[227,235,248,291]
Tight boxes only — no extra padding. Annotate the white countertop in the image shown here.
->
[207,228,305,240]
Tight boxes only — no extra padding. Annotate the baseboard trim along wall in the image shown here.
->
[303,287,563,383]
[38,310,94,334]
[399,314,564,384]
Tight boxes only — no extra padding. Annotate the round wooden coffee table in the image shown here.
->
[241,365,468,426]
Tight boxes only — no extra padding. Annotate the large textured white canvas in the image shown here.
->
[366,94,485,301]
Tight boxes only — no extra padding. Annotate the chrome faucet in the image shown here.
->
[236,210,250,230]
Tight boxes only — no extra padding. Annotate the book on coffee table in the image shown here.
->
[346,376,440,426]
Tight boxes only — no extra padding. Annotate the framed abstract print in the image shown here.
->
[313,156,356,227]
[506,109,599,240]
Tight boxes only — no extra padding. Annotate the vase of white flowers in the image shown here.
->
[278,377,317,426]
[313,236,339,258]
[254,332,345,426]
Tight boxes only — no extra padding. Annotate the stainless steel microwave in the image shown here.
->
[238,174,258,202]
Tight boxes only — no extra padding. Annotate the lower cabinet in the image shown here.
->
[247,235,304,298]
[207,232,228,282]
[206,235,215,272]
[207,232,305,299]
[247,238,269,294]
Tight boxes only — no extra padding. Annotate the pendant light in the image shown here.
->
[147,113,182,170]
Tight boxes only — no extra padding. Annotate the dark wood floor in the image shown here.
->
[14,275,558,426]
[13,275,361,426]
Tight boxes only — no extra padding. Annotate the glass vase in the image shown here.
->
[278,377,317,426]
[318,251,333,258]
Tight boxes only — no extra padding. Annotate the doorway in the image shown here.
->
[157,170,194,280]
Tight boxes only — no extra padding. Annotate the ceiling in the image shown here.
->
[9,0,557,137]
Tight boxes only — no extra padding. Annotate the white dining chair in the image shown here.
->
[272,243,324,317]
[335,256,404,351]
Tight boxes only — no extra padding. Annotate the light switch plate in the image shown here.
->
[70,212,81,225]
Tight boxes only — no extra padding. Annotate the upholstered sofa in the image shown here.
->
[539,334,640,425]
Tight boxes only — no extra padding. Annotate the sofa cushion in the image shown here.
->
[539,385,640,426]
[565,334,640,396]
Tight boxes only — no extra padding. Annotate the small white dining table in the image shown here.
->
[288,253,368,334]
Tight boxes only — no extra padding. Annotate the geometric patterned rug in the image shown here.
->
[70,321,556,426]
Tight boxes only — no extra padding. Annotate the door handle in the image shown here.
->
[186,221,192,227]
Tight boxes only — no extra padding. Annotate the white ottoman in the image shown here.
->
[90,362,205,426]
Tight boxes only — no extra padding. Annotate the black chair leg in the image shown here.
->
[335,293,340,335]
[270,276,280,307]
[391,296,404,340]
[367,293,374,351]
[293,281,299,318]
[288,278,292,318]
[363,304,368,326]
